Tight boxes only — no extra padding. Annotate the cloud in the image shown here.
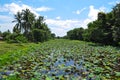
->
[45,19,84,36]
[0,3,53,17]
[4,3,23,14]
[50,27,66,37]
[0,23,15,32]
[0,3,107,37]
[0,15,14,23]
[0,3,53,33]
[108,0,120,5]
[1,3,39,17]
[84,5,106,26]
[45,19,83,29]
[35,6,53,12]
[73,8,86,15]
[45,5,106,36]
[0,15,15,32]
[88,5,99,20]
[56,16,61,20]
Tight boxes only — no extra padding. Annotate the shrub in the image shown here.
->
[6,33,28,43]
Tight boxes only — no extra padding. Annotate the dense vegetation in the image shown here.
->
[0,39,120,80]
[66,3,120,46]
[0,9,55,43]
[0,41,39,66]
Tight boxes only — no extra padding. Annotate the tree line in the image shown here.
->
[66,3,120,46]
[0,9,55,43]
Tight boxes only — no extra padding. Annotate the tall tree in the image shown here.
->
[12,8,53,42]
[112,3,120,45]
[85,12,114,45]
[12,12,23,33]
[22,9,35,36]
[33,16,51,42]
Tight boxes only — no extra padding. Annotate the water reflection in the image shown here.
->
[41,56,90,79]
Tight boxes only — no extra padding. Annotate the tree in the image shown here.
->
[34,16,44,29]
[22,9,35,37]
[33,16,51,42]
[112,3,120,45]
[84,12,114,45]
[2,30,11,40]
[67,28,84,40]
[66,3,120,45]
[51,33,56,39]
[12,8,53,43]
[13,9,36,38]
[12,12,23,33]
[33,29,47,42]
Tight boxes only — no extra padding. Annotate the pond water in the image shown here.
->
[40,56,92,79]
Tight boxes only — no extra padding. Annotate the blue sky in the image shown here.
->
[0,0,120,36]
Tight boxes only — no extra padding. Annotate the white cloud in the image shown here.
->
[45,5,106,36]
[75,10,80,14]
[50,27,66,37]
[73,8,86,15]
[0,3,53,33]
[0,3,107,37]
[1,3,39,17]
[76,10,81,14]
[0,3,53,17]
[84,5,106,27]
[45,19,84,36]
[0,23,15,32]
[35,6,53,12]
[45,19,83,29]
[108,0,120,5]
[0,15,15,32]
[0,15,14,23]
[4,3,22,14]
[56,16,61,20]
[88,5,99,20]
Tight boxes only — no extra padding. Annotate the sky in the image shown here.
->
[0,0,120,36]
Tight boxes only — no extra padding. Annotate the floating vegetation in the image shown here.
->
[0,39,120,80]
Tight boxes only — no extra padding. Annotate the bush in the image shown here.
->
[6,33,28,43]
[33,29,50,42]
[15,35,28,43]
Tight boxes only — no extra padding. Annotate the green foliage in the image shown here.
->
[12,8,52,43]
[0,39,120,80]
[0,42,39,66]
[115,72,120,77]
[32,16,52,42]
[51,33,56,39]
[33,29,48,42]
[6,75,21,80]
[67,3,120,46]
[6,33,28,43]
[82,29,91,41]
[112,3,120,45]
[83,13,114,45]
[67,28,84,40]
[0,41,23,55]
[15,34,28,43]
[2,30,11,40]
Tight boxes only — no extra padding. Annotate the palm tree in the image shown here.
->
[12,12,23,33]
[22,9,35,35]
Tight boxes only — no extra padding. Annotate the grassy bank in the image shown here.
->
[0,41,40,66]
